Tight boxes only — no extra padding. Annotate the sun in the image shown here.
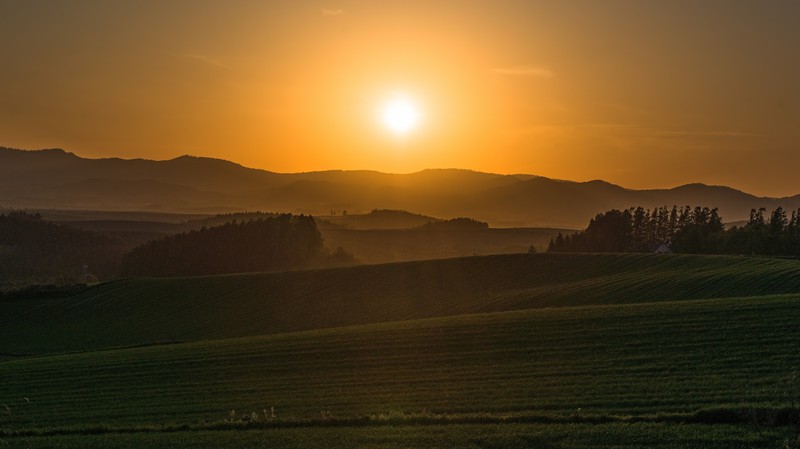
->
[380,95,421,135]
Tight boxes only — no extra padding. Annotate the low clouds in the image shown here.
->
[493,66,555,78]
[510,124,757,141]
[321,8,344,16]
[183,53,227,69]
[656,130,758,139]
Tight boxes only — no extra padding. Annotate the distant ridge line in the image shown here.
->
[1,146,798,228]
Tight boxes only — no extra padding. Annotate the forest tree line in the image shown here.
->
[548,206,800,256]
[1,212,355,289]
[0,212,126,288]
[120,214,354,277]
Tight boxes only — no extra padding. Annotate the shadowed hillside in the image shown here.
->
[1,294,798,432]
[3,253,800,356]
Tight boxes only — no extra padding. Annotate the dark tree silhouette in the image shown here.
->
[0,212,126,288]
[120,214,329,277]
[548,205,800,257]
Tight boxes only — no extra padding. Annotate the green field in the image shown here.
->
[1,424,785,449]
[1,253,799,447]
[3,253,800,355]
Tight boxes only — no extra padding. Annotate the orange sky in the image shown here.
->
[1,1,799,196]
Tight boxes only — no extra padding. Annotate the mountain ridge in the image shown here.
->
[2,146,798,228]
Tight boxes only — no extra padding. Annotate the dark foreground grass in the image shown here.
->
[0,423,786,449]
[1,294,798,431]
[3,253,800,355]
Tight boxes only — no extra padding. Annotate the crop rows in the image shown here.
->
[0,423,784,449]
[2,253,800,355]
[1,294,798,430]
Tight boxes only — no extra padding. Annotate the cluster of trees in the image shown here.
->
[725,207,800,256]
[120,214,353,277]
[0,212,126,288]
[0,211,360,288]
[549,206,800,256]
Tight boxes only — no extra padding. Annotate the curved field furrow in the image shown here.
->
[1,294,798,430]
[2,253,800,355]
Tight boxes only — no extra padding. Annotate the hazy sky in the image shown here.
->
[1,1,799,196]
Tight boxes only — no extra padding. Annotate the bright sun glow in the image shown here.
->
[380,96,421,135]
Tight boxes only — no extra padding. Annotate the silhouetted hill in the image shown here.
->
[417,217,489,230]
[321,209,437,230]
[4,253,800,355]
[2,147,798,228]
[641,183,770,215]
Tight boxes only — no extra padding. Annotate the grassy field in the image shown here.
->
[3,253,800,355]
[1,295,798,429]
[2,253,799,447]
[1,423,786,449]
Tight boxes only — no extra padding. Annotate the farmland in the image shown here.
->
[1,253,800,447]
[3,253,800,355]
[0,424,784,449]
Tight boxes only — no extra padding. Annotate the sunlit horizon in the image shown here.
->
[1,1,799,197]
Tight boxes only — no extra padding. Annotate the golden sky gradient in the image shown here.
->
[1,1,799,196]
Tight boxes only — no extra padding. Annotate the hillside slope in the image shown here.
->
[1,294,798,429]
[2,253,800,355]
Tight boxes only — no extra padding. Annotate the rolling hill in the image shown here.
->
[1,294,798,435]
[3,253,800,356]
[2,253,800,447]
[3,147,798,228]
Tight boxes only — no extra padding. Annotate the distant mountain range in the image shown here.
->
[2,147,798,229]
